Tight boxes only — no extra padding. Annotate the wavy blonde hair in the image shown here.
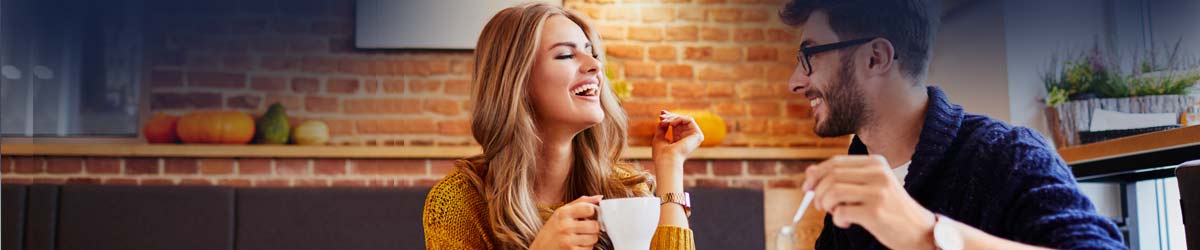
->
[462,2,652,249]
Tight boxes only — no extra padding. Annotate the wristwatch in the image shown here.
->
[658,192,691,217]
[933,213,964,250]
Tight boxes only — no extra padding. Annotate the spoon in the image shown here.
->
[776,190,815,250]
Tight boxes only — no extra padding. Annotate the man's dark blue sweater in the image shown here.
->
[814,86,1126,249]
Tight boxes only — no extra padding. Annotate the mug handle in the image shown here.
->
[595,204,606,232]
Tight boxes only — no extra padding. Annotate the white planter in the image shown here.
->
[1044,95,1195,147]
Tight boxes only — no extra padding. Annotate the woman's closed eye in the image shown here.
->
[554,52,598,60]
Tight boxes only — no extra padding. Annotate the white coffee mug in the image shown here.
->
[597,197,661,250]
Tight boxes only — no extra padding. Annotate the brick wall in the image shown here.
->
[143,0,848,148]
[1,156,813,190]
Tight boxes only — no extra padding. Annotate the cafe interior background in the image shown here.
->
[0,0,1198,249]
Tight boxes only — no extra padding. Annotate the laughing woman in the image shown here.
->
[422,2,701,250]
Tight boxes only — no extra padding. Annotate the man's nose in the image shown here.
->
[787,65,809,95]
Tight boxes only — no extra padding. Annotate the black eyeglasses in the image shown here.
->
[797,37,894,76]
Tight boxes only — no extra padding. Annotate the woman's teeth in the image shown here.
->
[572,83,599,96]
[810,98,822,107]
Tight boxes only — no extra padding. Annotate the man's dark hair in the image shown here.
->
[780,0,938,79]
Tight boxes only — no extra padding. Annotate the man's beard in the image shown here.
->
[812,56,869,138]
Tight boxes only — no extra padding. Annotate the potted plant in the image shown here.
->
[1043,40,1200,147]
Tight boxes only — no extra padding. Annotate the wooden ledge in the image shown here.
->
[0,143,844,160]
[1058,125,1200,165]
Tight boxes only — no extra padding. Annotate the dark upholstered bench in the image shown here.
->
[1,184,763,250]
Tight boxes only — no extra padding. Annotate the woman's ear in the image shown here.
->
[865,39,897,76]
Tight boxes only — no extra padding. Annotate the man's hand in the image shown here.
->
[801,155,936,249]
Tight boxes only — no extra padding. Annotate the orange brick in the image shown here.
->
[438,119,471,135]
[125,158,160,175]
[629,26,663,42]
[357,118,437,134]
[660,64,693,79]
[767,64,797,82]
[684,46,712,60]
[606,44,644,59]
[326,78,360,94]
[712,47,742,62]
[604,6,637,21]
[631,81,667,97]
[571,5,603,19]
[787,102,812,118]
[747,161,779,175]
[734,28,765,42]
[623,61,657,78]
[444,79,471,95]
[748,46,777,61]
[199,159,235,174]
[740,9,769,22]
[423,99,462,116]
[642,7,673,22]
[664,25,697,41]
[344,98,421,114]
[276,159,311,175]
[189,71,246,89]
[629,118,658,138]
[767,28,796,42]
[46,157,83,174]
[621,100,673,116]
[706,82,736,98]
[697,66,737,81]
[314,159,347,175]
[677,9,706,21]
[305,96,339,113]
[265,95,303,111]
[410,79,442,93]
[700,26,729,42]
[429,160,456,176]
[352,159,427,175]
[740,119,767,134]
[598,24,626,40]
[669,82,705,98]
[85,157,121,174]
[250,76,287,91]
[301,57,337,73]
[164,158,198,174]
[712,101,746,116]
[338,58,370,74]
[321,118,355,136]
[710,8,741,22]
[382,79,405,94]
[226,94,262,110]
[738,83,782,99]
[712,160,744,176]
[238,158,273,175]
[292,77,320,93]
[769,120,801,135]
[748,101,782,116]
[648,46,677,60]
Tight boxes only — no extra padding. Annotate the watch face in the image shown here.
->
[933,215,964,250]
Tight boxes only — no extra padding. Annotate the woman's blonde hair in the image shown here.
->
[463,2,651,249]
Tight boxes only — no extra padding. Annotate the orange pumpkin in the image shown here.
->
[143,113,179,144]
[176,111,256,144]
[666,110,727,147]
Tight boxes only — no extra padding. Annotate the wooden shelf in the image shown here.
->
[0,143,844,160]
[1058,125,1200,181]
